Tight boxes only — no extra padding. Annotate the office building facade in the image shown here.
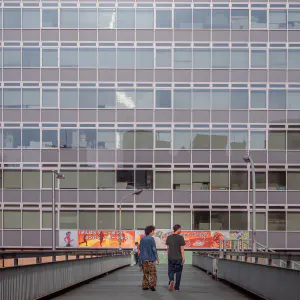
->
[0,0,300,249]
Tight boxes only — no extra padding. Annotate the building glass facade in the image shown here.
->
[0,0,300,249]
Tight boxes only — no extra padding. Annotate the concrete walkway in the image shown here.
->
[57,265,254,300]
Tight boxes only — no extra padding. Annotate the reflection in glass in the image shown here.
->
[251,50,267,68]
[22,89,40,108]
[211,211,229,230]
[269,131,286,150]
[60,89,78,108]
[251,10,267,28]
[79,129,97,149]
[231,49,249,68]
[174,130,191,149]
[136,8,154,28]
[4,89,21,108]
[22,48,40,68]
[155,171,171,189]
[288,90,300,109]
[136,89,153,109]
[230,131,248,150]
[97,130,115,149]
[42,89,58,108]
[173,171,191,190]
[116,89,135,109]
[174,90,192,109]
[193,9,211,29]
[60,48,78,68]
[98,48,116,69]
[288,49,300,69]
[193,89,210,109]
[192,131,210,149]
[98,89,116,108]
[269,50,287,69]
[250,131,266,149]
[79,49,97,68]
[3,129,21,148]
[60,129,79,149]
[193,49,211,68]
[4,8,21,28]
[42,130,58,148]
[79,9,97,28]
[212,9,230,29]
[212,49,230,68]
[117,48,135,69]
[250,90,266,109]
[22,8,40,28]
[174,49,192,68]
[136,48,154,69]
[22,129,40,148]
[79,89,97,108]
[231,90,248,109]
[155,130,171,148]
[212,90,230,110]
[4,48,21,67]
[98,9,116,29]
[42,49,58,67]
[269,90,286,109]
[60,8,78,28]
[231,9,249,29]
[211,130,229,149]
[42,9,58,27]
[156,49,172,68]
[116,130,134,149]
[156,90,171,108]
[156,10,172,28]
[269,10,287,29]
[117,8,135,28]
[136,130,154,149]
[174,9,192,28]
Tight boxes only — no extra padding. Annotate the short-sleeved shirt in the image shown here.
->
[166,234,186,260]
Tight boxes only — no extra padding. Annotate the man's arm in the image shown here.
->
[139,240,143,267]
[181,237,186,263]
[152,238,159,263]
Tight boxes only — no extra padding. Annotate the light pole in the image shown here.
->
[118,189,143,250]
[52,170,65,251]
[243,156,257,252]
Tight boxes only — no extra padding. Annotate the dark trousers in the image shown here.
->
[134,253,139,264]
[168,260,183,290]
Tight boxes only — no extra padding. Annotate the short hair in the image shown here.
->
[135,242,138,245]
[173,224,181,232]
[145,225,155,236]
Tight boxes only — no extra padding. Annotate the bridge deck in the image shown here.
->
[56,265,254,300]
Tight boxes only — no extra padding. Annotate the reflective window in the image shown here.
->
[211,130,229,149]
[42,130,58,148]
[231,9,249,29]
[4,8,21,28]
[288,10,300,29]
[192,130,210,149]
[136,89,153,109]
[156,212,171,229]
[174,90,192,109]
[155,171,171,189]
[212,49,230,68]
[22,48,40,68]
[287,131,300,150]
[98,89,116,108]
[250,131,266,149]
[193,89,210,109]
[173,171,191,190]
[250,172,266,189]
[4,88,21,108]
[98,211,115,229]
[251,50,267,68]
[136,211,154,229]
[98,171,115,189]
[193,9,211,29]
[117,8,135,28]
[156,49,172,68]
[174,49,192,68]
[174,130,191,149]
[98,9,116,29]
[269,49,287,69]
[116,89,135,109]
[79,9,97,28]
[211,211,229,230]
[23,129,40,148]
[42,49,58,67]
[212,9,230,29]
[136,8,154,28]
[4,48,21,67]
[269,10,287,29]
[22,89,40,108]
[231,172,248,190]
[3,129,21,148]
[230,131,248,150]
[230,90,248,109]
[136,48,154,69]
[79,211,96,228]
[231,49,249,68]
[117,170,134,189]
[42,9,58,27]
[230,212,248,230]
[155,130,171,148]
[60,89,78,109]
[193,49,211,68]
[0,49,2,68]
[23,211,40,229]
[287,212,300,231]
[211,171,229,190]
[268,212,286,231]
[173,211,191,230]
[61,8,78,28]
[98,48,116,69]
[268,171,286,190]
[60,129,78,149]
[156,90,171,108]
[156,10,172,28]
[79,89,97,108]
[22,8,40,28]
[174,9,192,28]
[288,49,300,69]
[288,90,300,109]
[60,48,78,68]
[79,129,97,149]
[250,90,266,109]
[97,130,115,149]
[4,211,21,229]
[251,213,266,230]
[79,49,97,68]
[116,130,134,149]
[269,131,286,150]
[60,211,77,229]
[117,48,135,69]
[212,90,230,109]
[251,10,267,28]
[269,90,286,109]
[136,131,154,149]
[42,89,58,108]
[192,171,210,191]
[193,211,210,230]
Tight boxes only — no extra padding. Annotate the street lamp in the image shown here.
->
[118,189,143,250]
[52,170,65,251]
[243,155,257,252]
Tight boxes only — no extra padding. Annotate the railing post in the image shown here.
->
[14,258,18,266]
[268,258,272,266]
[66,255,69,261]
[52,255,56,262]
[286,260,292,269]
[36,257,41,264]
[219,240,224,259]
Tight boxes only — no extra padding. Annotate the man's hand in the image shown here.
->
[157,258,160,264]
[182,257,185,264]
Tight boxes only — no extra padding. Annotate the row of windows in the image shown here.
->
[1,169,299,191]
[0,88,299,110]
[0,210,298,232]
[2,8,300,30]
[3,48,300,69]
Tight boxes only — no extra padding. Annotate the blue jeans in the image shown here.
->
[168,260,183,290]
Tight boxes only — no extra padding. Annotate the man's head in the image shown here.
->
[173,224,182,234]
[135,242,139,246]
[145,225,155,236]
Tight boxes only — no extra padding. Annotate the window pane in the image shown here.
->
[230,131,248,150]
[4,88,21,108]
[42,171,58,189]
[116,130,134,149]
[174,9,192,28]
[116,211,134,230]
[193,49,211,68]
[156,49,172,68]
[135,211,153,230]
[117,48,135,68]
[231,9,249,29]
[212,9,230,29]
[22,8,40,28]
[156,90,171,108]
[79,211,96,229]
[60,171,78,189]
[251,10,267,28]
[269,90,286,109]
[250,172,266,189]
[22,48,40,67]
[23,211,40,229]
[211,211,229,230]
[269,10,287,29]
[98,211,115,229]
[79,89,97,109]
[3,129,21,148]
[98,48,116,69]
[42,9,58,27]
[136,8,154,28]
[42,89,58,108]
[117,8,135,28]
[97,130,115,149]
[98,9,116,29]
[287,212,300,231]
[61,8,78,28]
[231,90,248,109]
[155,171,171,189]
[155,130,171,149]
[98,171,115,189]
[173,171,191,190]
[212,90,229,109]
[79,9,97,28]
[22,89,40,109]
[288,91,300,109]
[230,212,248,230]
[174,131,191,149]
[192,131,210,149]
[288,49,300,69]
[136,170,153,189]
[268,171,286,190]
[250,131,266,149]
[4,48,21,67]
[79,49,97,68]
[4,8,21,28]
[193,9,211,29]
[42,130,58,148]
[230,171,248,190]
[173,211,191,230]
[116,89,135,109]
[231,49,249,68]
[79,129,97,149]
[42,49,58,67]
[174,49,192,68]
[4,211,21,229]
[192,171,210,190]
[211,171,229,190]
[174,90,192,109]
[269,131,286,150]
[288,10,300,29]
[193,211,210,230]
[250,90,266,109]
[136,48,154,69]
[60,89,78,109]
[251,50,267,68]
[211,130,229,150]
[156,10,172,28]
[60,129,78,149]
[42,211,58,229]
[98,89,116,108]
[155,212,171,229]
[287,172,300,190]
[212,49,230,68]
[268,212,286,231]
[136,130,153,149]
[60,48,78,68]
[22,129,40,149]
[193,90,210,109]
[3,170,21,189]
[60,211,77,229]
[269,50,287,69]
[136,89,153,109]
[287,131,300,150]
[250,212,266,230]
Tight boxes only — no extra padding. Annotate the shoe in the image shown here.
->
[150,287,156,291]
[142,288,149,290]
[175,290,179,292]
[169,281,174,292]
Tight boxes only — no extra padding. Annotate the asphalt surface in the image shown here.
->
[56,264,255,300]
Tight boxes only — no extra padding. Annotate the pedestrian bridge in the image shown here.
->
[1,247,299,300]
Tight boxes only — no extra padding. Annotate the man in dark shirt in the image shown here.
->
[166,224,186,292]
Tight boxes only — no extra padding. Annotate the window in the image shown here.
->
[212,9,230,29]
[230,212,248,230]
[117,170,134,189]
[4,8,21,28]
[230,90,248,109]
[250,131,266,149]
[250,212,266,230]
[98,9,116,29]
[117,48,135,69]
[60,211,77,229]
[22,129,40,149]
[136,130,154,149]
[4,48,21,67]
[174,130,191,149]
[42,9,58,27]
[174,9,192,28]
[287,172,300,190]
[268,212,286,231]
[60,48,78,68]
[193,90,210,109]
[269,90,286,109]
[4,211,21,229]
[97,130,115,149]
[155,171,171,189]
[98,89,116,108]
[42,130,58,148]
[136,89,153,109]
[3,129,21,148]
[231,9,249,29]
[155,130,171,149]
[230,171,248,190]
[156,90,171,108]
[79,9,97,28]
[156,49,172,68]
[174,90,192,109]
[287,131,300,150]
[288,90,300,109]
[250,172,266,189]
[60,171,78,189]
[251,10,267,28]
[22,8,40,28]
[173,171,191,190]
[135,211,153,230]
[116,89,135,109]
[269,131,286,150]
[135,170,153,189]
[269,50,287,69]
[60,89,78,108]
[156,212,171,229]
[212,90,230,109]
[251,50,267,68]
[23,211,40,229]
[136,8,154,28]
[156,10,172,28]
[173,211,191,230]
[136,48,154,69]
[174,49,192,68]
[60,129,78,149]
[192,171,210,190]
[230,131,248,150]
[98,211,115,229]
[116,130,134,149]
[42,211,58,228]
[22,48,40,68]
[117,8,135,28]
[193,9,211,29]
[287,212,300,231]
[98,171,115,189]
[42,89,58,108]
[4,88,21,108]
[231,50,249,69]
[79,211,96,230]
[3,170,21,189]
[193,49,211,69]
[192,131,210,149]
[42,171,58,189]
[98,48,116,69]
[193,211,210,230]
[211,130,229,149]
[211,171,229,190]
[212,49,230,68]
[79,89,97,109]
[268,171,286,190]
[79,49,97,68]
[42,49,58,67]
[79,129,97,149]
[288,49,300,69]
[250,90,266,109]
[269,10,287,29]
[211,211,229,230]
[116,211,134,230]
[22,89,40,108]
[61,8,78,28]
